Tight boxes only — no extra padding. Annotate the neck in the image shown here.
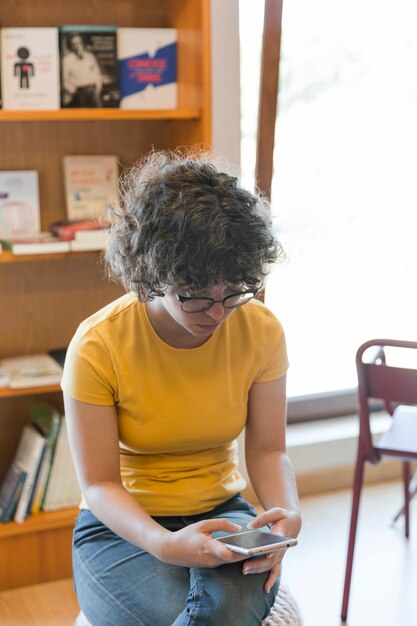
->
[145,300,209,349]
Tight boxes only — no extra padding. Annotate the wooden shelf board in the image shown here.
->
[0,508,78,539]
[0,250,103,264]
[0,384,61,399]
[0,108,200,122]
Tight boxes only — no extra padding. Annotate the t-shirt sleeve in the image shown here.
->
[61,325,117,406]
[254,308,289,383]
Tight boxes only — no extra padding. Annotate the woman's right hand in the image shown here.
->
[157,518,246,568]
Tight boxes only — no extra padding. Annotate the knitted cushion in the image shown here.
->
[74,583,303,625]
[262,583,303,626]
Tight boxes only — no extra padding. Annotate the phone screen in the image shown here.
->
[218,530,295,550]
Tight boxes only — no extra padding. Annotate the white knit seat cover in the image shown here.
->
[74,582,303,626]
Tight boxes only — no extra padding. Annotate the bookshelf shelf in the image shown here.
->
[0,384,61,399]
[0,249,103,264]
[0,108,201,122]
[0,507,78,539]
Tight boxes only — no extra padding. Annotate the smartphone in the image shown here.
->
[217,529,297,556]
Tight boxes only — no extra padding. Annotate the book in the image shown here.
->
[59,25,119,108]
[0,232,70,255]
[47,347,67,368]
[69,238,108,252]
[118,28,177,109]
[49,218,110,240]
[0,365,10,388]
[13,424,46,522]
[42,417,81,511]
[49,218,109,240]
[0,353,63,389]
[0,463,27,523]
[0,27,60,110]
[0,171,40,238]
[29,403,63,515]
[74,227,109,241]
[62,155,119,221]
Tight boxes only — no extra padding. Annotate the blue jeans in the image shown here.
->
[73,494,279,626]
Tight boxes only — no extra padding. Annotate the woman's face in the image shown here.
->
[162,284,238,338]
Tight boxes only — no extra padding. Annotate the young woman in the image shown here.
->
[62,151,301,626]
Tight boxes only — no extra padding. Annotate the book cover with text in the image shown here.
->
[118,28,177,109]
[62,155,119,221]
[0,171,40,238]
[1,28,60,110]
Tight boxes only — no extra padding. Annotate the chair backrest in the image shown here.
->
[356,339,417,462]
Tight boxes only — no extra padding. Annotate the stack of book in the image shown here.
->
[50,218,110,251]
[0,403,81,523]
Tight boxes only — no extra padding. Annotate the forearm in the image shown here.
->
[84,480,169,556]
[246,449,301,526]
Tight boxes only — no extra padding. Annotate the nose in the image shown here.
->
[204,301,226,321]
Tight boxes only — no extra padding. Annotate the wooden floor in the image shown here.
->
[284,480,417,626]
[0,480,415,626]
[0,579,79,626]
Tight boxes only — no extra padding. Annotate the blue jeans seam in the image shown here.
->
[74,547,146,626]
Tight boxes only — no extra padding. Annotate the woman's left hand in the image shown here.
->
[242,507,302,593]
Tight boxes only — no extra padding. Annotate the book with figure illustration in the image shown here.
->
[0,27,60,110]
[117,28,177,109]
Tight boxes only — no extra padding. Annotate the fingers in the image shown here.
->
[197,518,242,534]
[264,563,281,593]
[247,507,288,529]
[242,559,281,594]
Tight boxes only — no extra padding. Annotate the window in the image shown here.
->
[240,0,417,414]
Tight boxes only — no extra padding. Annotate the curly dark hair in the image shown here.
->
[105,150,284,301]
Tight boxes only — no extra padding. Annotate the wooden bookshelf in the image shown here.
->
[0,508,78,540]
[0,250,103,264]
[0,0,212,591]
[0,385,61,399]
[0,509,78,591]
[0,108,200,122]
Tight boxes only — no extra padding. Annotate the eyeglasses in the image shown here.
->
[175,288,258,313]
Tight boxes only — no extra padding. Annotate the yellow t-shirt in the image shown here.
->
[61,293,288,515]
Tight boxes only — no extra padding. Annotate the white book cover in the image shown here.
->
[63,155,119,221]
[69,238,108,252]
[43,418,81,511]
[0,171,40,238]
[1,353,63,389]
[74,228,109,241]
[1,27,60,110]
[118,28,177,110]
[13,425,46,522]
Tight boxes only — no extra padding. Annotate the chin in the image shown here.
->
[194,323,221,333]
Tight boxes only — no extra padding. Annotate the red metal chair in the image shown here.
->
[341,339,417,623]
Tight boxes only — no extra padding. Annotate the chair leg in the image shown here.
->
[403,461,411,539]
[341,452,365,623]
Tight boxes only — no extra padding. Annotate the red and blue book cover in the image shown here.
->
[117,28,177,110]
